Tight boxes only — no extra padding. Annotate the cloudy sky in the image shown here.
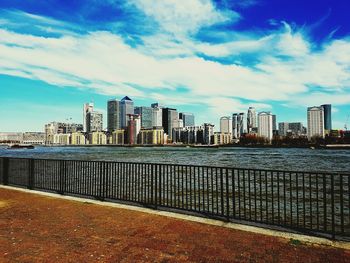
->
[0,0,349,132]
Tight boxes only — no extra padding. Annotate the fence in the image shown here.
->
[1,157,349,240]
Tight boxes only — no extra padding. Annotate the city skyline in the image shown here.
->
[0,1,350,132]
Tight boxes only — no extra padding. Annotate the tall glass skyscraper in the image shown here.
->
[135,106,153,129]
[107,99,120,132]
[179,112,195,127]
[321,104,332,131]
[120,96,134,128]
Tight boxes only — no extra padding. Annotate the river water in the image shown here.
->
[0,146,349,173]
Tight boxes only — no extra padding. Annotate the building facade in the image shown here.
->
[258,112,273,141]
[83,102,94,132]
[220,116,233,137]
[89,131,107,145]
[179,112,195,127]
[139,128,164,145]
[107,99,120,132]
[120,96,134,128]
[307,106,325,139]
[135,106,153,129]
[86,111,103,133]
[162,108,179,140]
[213,132,231,145]
[321,104,332,132]
[247,107,257,133]
[151,104,163,127]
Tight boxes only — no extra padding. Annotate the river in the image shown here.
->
[0,146,349,173]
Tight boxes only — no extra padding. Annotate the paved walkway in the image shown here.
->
[0,187,349,262]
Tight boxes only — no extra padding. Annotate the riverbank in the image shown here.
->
[1,187,349,262]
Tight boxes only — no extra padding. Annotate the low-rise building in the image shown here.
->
[213,132,232,145]
[139,128,164,145]
[110,129,125,145]
[89,131,107,145]
[71,132,87,145]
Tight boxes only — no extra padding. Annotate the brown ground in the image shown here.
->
[0,188,349,263]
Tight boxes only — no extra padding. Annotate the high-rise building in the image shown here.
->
[151,103,163,127]
[288,122,305,136]
[247,107,257,133]
[107,99,120,132]
[83,102,94,132]
[162,108,179,140]
[321,104,332,131]
[135,106,153,129]
[220,116,232,136]
[120,96,134,128]
[179,112,195,127]
[203,123,215,144]
[126,114,140,145]
[258,112,273,140]
[307,106,325,139]
[86,111,103,133]
[278,122,289,137]
[272,114,277,131]
[232,113,246,139]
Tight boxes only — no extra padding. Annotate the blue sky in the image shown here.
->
[0,0,349,132]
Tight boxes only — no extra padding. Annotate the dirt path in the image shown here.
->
[0,188,349,262]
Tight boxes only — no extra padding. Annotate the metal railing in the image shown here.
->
[1,157,349,240]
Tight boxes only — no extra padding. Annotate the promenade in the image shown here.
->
[1,187,349,262]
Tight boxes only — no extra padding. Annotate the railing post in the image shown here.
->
[59,160,65,195]
[99,161,105,201]
[2,157,9,185]
[154,164,158,209]
[331,174,335,239]
[28,159,35,190]
[226,168,230,221]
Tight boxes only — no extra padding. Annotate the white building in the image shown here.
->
[247,107,257,133]
[258,112,273,141]
[152,106,163,127]
[220,116,233,136]
[232,113,246,139]
[307,106,325,139]
[83,102,94,132]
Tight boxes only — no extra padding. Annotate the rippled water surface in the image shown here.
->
[0,146,349,173]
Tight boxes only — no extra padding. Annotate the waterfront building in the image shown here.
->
[232,113,246,139]
[220,116,233,138]
[57,134,71,145]
[151,104,163,127]
[321,104,332,132]
[127,114,140,145]
[139,128,164,145]
[258,112,273,141]
[288,122,305,136]
[89,131,107,145]
[179,112,195,127]
[203,123,215,144]
[120,96,134,128]
[86,111,103,133]
[83,102,94,132]
[278,122,289,137]
[22,132,45,145]
[0,132,23,143]
[272,114,277,132]
[247,107,257,134]
[162,108,179,140]
[110,129,125,145]
[107,99,120,132]
[71,132,87,145]
[307,106,325,139]
[213,132,232,145]
[135,106,153,129]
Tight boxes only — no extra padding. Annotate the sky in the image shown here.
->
[0,0,349,132]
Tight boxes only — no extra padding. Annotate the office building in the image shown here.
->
[89,131,107,145]
[139,128,164,145]
[232,113,246,139]
[258,112,273,140]
[247,107,257,133]
[162,108,179,140]
[83,102,94,132]
[307,106,325,139]
[135,106,153,129]
[107,99,120,132]
[321,104,332,131]
[151,104,163,127]
[86,111,103,133]
[220,116,233,136]
[179,112,195,127]
[120,96,134,128]
[272,114,277,131]
[203,123,215,144]
[278,122,290,137]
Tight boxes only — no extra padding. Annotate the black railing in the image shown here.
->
[1,157,349,240]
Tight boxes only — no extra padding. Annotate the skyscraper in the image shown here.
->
[321,104,332,131]
[307,106,325,139]
[83,102,94,132]
[247,107,257,133]
[220,116,232,135]
[258,112,273,140]
[135,106,153,129]
[179,112,195,127]
[162,108,179,140]
[151,103,163,127]
[107,99,120,132]
[127,114,141,144]
[86,111,103,133]
[232,113,246,139]
[203,123,215,144]
[120,96,134,128]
